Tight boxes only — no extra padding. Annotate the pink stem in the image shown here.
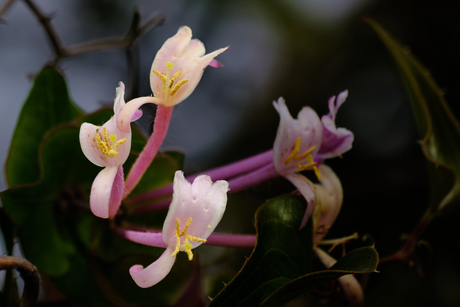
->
[206,233,256,248]
[128,150,274,203]
[227,162,279,194]
[128,162,280,215]
[124,105,174,196]
[113,227,256,249]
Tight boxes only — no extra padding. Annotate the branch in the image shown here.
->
[23,0,66,60]
[22,0,165,63]
[0,256,40,307]
[0,0,17,22]
[65,11,165,57]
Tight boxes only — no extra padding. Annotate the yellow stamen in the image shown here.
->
[94,127,127,158]
[170,79,189,96]
[152,62,189,100]
[284,137,320,180]
[171,217,207,260]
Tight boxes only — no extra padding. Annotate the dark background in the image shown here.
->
[1,0,460,306]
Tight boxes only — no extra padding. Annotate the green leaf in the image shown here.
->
[1,126,97,277]
[261,247,379,307]
[367,18,460,216]
[5,66,83,187]
[209,195,312,307]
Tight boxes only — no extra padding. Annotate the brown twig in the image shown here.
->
[22,0,165,64]
[65,11,164,57]
[0,0,17,22]
[0,256,40,307]
[22,0,66,61]
[378,215,431,266]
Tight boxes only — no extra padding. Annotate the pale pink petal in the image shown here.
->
[129,245,177,288]
[149,26,228,107]
[113,82,126,114]
[317,90,353,161]
[79,123,110,167]
[273,98,322,175]
[151,26,194,73]
[162,171,229,248]
[312,165,343,243]
[90,166,119,218]
[284,173,316,229]
[100,116,132,166]
[170,46,228,105]
[116,96,163,133]
[108,165,125,219]
[314,247,364,306]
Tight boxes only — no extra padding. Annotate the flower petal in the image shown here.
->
[284,173,316,229]
[79,123,109,167]
[129,245,177,288]
[317,90,353,161]
[90,166,119,218]
[108,165,124,219]
[150,26,228,107]
[162,171,229,248]
[314,247,364,306]
[312,165,343,243]
[116,96,163,133]
[273,97,322,175]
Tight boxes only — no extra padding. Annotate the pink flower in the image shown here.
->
[129,171,229,288]
[117,26,228,133]
[79,82,141,219]
[272,92,352,228]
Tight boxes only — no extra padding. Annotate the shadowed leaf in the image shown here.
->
[367,18,460,217]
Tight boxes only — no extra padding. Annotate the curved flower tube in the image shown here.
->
[79,82,141,219]
[129,171,229,288]
[312,164,343,243]
[314,247,364,306]
[312,166,362,306]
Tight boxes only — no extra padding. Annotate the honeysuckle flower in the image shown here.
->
[116,26,228,195]
[272,91,352,228]
[79,82,141,219]
[129,171,229,288]
[117,25,229,133]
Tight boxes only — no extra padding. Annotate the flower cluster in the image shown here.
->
[79,25,359,303]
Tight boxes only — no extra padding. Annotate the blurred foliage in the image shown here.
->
[368,18,460,218]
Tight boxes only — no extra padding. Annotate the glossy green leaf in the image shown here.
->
[5,66,83,187]
[261,247,379,307]
[209,195,312,307]
[367,18,460,216]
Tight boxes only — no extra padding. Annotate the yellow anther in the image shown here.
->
[152,62,189,100]
[284,137,320,181]
[171,217,207,260]
[152,70,166,84]
[94,127,127,158]
[170,79,189,96]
